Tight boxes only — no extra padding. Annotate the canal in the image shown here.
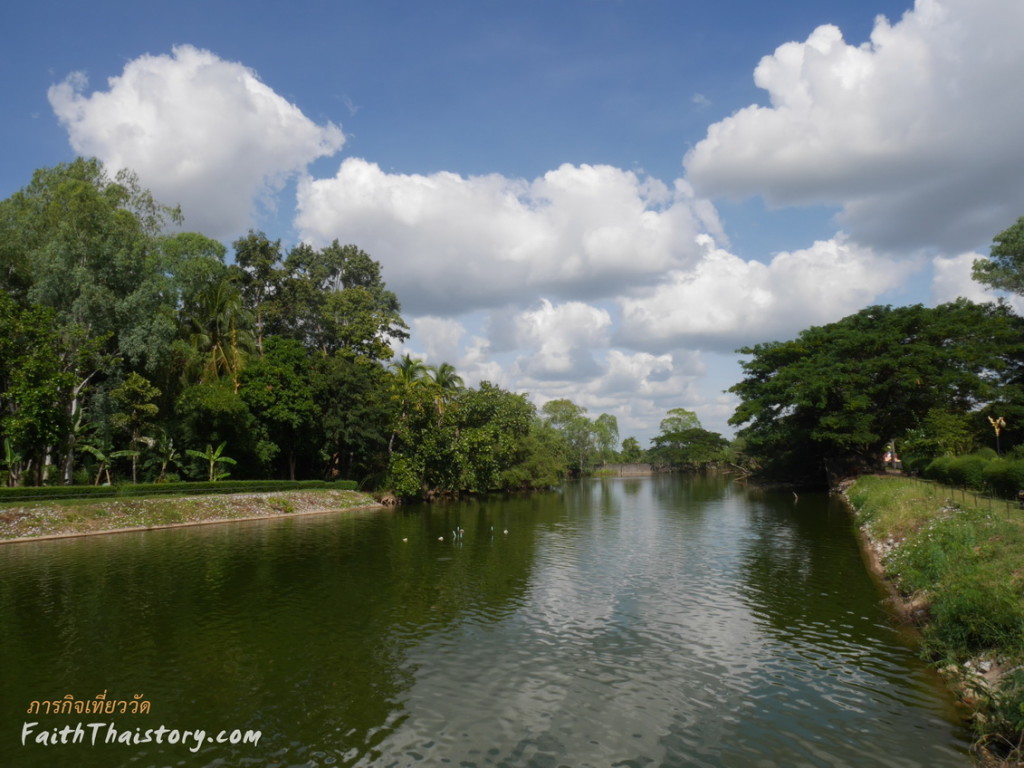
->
[0,475,971,766]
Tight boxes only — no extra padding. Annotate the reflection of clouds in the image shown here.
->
[369,480,965,767]
[377,480,761,765]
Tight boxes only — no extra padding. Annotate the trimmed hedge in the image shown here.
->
[923,450,1024,498]
[0,479,357,504]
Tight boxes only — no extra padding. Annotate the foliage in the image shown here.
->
[648,408,729,469]
[972,215,1024,296]
[620,436,645,463]
[110,372,161,483]
[239,337,315,479]
[730,301,1024,487]
[185,442,237,482]
[386,381,555,496]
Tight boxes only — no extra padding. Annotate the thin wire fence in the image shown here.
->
[888,472,1019,518]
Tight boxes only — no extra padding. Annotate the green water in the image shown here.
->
[0,475,971,766]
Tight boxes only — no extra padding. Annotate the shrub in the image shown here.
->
[948,453,993,491]
[924,455,955,485]
[983,458,1024,499]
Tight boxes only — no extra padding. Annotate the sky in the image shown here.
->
[5,0,1024,446]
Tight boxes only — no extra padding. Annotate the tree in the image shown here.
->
[110,372,161,483]
[729,301,1024,486]
[620,436,645,463]
[541,399,599,475]
[0,158,182,371]
[972,216,1024,295]
[178,273,255,391]
[252,239,409,359]
[425,362,464,423]
[232,230,283,355]
[658,408,701,435]
[312,353,394,482]
[386,382,541,497]
[593,413,619,463]
[239,337,315,480]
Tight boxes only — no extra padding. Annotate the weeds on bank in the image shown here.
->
[848,475,1024,760]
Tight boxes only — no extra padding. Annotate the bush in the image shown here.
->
[948,452,994,490]
[924,455,955,485]
[983,457,1024,499]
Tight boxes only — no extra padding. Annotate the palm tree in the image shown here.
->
[387,354,429,454]
[179,274,255,391]
[390,354,429,388]
[426,362,464,423]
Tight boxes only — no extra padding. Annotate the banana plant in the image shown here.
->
[186,442,237,481]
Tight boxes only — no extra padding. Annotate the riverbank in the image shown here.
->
[845,475,1024,765]
[0,488,383,543]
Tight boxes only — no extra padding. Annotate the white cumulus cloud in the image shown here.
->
[684,0,1024,253]
[510,299,613,380]
[295,158,722,315]
[49,44,345,238]
[617,235,921,351]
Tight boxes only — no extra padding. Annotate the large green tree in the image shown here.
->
[648,409,728,470]
[239,337,316,480]
[729,301,1024,486]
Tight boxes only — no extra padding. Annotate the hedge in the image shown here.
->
[923,450,1024,498]
[0,479,357,504]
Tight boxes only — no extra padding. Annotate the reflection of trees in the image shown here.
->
[736,492,882,635]
[0,497,558,766]
[649,471,732,510]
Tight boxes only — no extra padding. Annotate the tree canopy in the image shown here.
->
[729,301,1024,486]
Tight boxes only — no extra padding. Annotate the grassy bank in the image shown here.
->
[0,488,381,542]
[847,475,1024,761]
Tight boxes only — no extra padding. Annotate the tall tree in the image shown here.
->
[110,372,161,483]
[231,230,283,354]
[541,399,598,475]
[729,301,1024,486]
[262,240,409,359]
[239,337,315,480]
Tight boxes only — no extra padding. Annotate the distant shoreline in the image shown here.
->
[0,489,383,544]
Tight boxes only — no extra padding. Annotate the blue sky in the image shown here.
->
[5,0,1024,445]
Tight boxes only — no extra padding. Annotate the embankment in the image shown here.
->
[0,488,382,544]
[844,474,1024,764]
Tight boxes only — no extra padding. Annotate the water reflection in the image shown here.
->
[0,477,970,767]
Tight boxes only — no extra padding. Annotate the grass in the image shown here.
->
[847,475,1024,760]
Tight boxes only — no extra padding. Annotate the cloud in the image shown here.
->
[508,299,612,380]
[409,316,468,365]
[295,158,723,316]
[617,234,921,351]
[684,0,1024,253]
[48,45,345,238]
